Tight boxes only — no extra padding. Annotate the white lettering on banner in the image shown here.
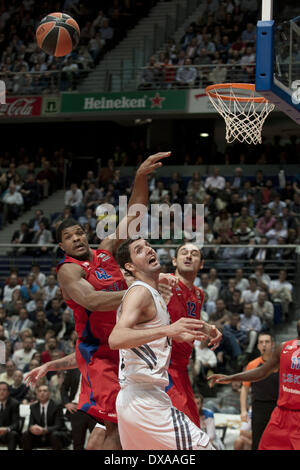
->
[6,98,37,116]
[84,96,148,110]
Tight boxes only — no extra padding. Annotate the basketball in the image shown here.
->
[36,12,80,57]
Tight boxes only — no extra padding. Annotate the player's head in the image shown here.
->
[257,333,275,356]
[172,242,203,277]
[56,218,90,260]
[117,237,160,279]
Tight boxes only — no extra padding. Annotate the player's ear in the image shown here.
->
[171,257,177,268]
[199,259,204,270]
[124,262,134,276]
[58,242,64,252]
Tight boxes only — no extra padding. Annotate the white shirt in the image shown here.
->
[2,190,23,205]
[64,188,83,207]
[200,284,218,302]
[242,288,260,303]
[269,280,293,293]
[204,175,225,190]
[12,347,37,370]
[2,285,21,304]
[117,281,171,389]
[194,342,217,368]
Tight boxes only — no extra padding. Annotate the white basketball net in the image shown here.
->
[206,85,275,145]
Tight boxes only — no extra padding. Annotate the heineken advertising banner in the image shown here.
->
[60,90,187,113]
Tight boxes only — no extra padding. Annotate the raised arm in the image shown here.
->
[99,151,171,256]
[109,286,207,350]
[57,263,125,311]
[208,343,283,386]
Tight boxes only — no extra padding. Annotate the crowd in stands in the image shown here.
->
[0,0,157,94]
[139,0,269,89]
[0,136,299,448]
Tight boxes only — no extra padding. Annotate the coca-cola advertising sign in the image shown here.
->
[2,96,42,117]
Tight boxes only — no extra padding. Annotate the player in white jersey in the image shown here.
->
[109,238,215,450]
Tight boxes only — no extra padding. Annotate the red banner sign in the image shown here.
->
[3,96,42,117]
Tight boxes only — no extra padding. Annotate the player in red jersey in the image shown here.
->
[167,242,221,427]
[208,319,300,450]
[26,152,172,450]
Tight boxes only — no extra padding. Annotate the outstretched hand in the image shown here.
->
[24,364,49,389]
[136,152,171,177]
[207,374,233,387]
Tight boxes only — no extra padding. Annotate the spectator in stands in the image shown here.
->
[31,310,53,342]
[64,182,83,218]
[213,209,233,236]
[0,360,16,387]
[195,393,225,450]
[9,370,28,403]
[240,303,262,354]
[233,206,254,231]
[32,221,53,256]
[20,273,40,303]
[40,335,61,362]
[12,336,37,371]
[269,269,293,320]
[9,308,33,343]
[265,219,288,245]
[204,167,226,195]
[0,381,20,450]
[234,221,255,245]
[193,338,218,394]
[19,171,40,209]
[241,22,256,43]
[78,207,97,230]
[255,208,276,237]
[2,274,21,308]
[227,288,244,314]
[7,222,33,256]
[290,193,300,225]
[268,193,286,217]
[252,291,274,332]
[219,278,237,305]
[2,183,24,225]
[149,180,169,203]
[88,31,105,63]
[252,263,271,291]
[28,209,49,234]
[29,264,46,288]
[100,18,114,42]
[54,309,74,341]
[175,58,197,87]
[61,56,79,91]
[46,298,64,325]
[36,161,56,198]
[241,276,260,304]
[22,384,71,450]
[218,312,247,369]
[199,273,218,303]
[43,274,59,306]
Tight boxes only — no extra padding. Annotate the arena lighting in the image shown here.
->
[200,132,209,137]
[134,118,152,125]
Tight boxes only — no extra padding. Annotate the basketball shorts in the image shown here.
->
[258,406,300,450]
[76,344,120,423]
[116,383,214,450]
[167,365,200,427]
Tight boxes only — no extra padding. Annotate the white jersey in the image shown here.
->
[117,280,171,389]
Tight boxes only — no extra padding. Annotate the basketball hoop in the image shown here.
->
[205,83,275,145]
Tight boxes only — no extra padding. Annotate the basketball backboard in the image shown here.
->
[255,0,300,124]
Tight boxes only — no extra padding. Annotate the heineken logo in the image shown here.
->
[83,92,167,111]
[84,95,148,110]
[61,90,186,113]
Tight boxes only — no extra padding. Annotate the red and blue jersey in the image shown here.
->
[56,248,127,423]
[166,279,204,427]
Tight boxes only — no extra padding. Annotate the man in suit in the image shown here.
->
[8,222,33,256]
[0,381,21,450]
[60,369,97,450]
[22,384,71,450]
